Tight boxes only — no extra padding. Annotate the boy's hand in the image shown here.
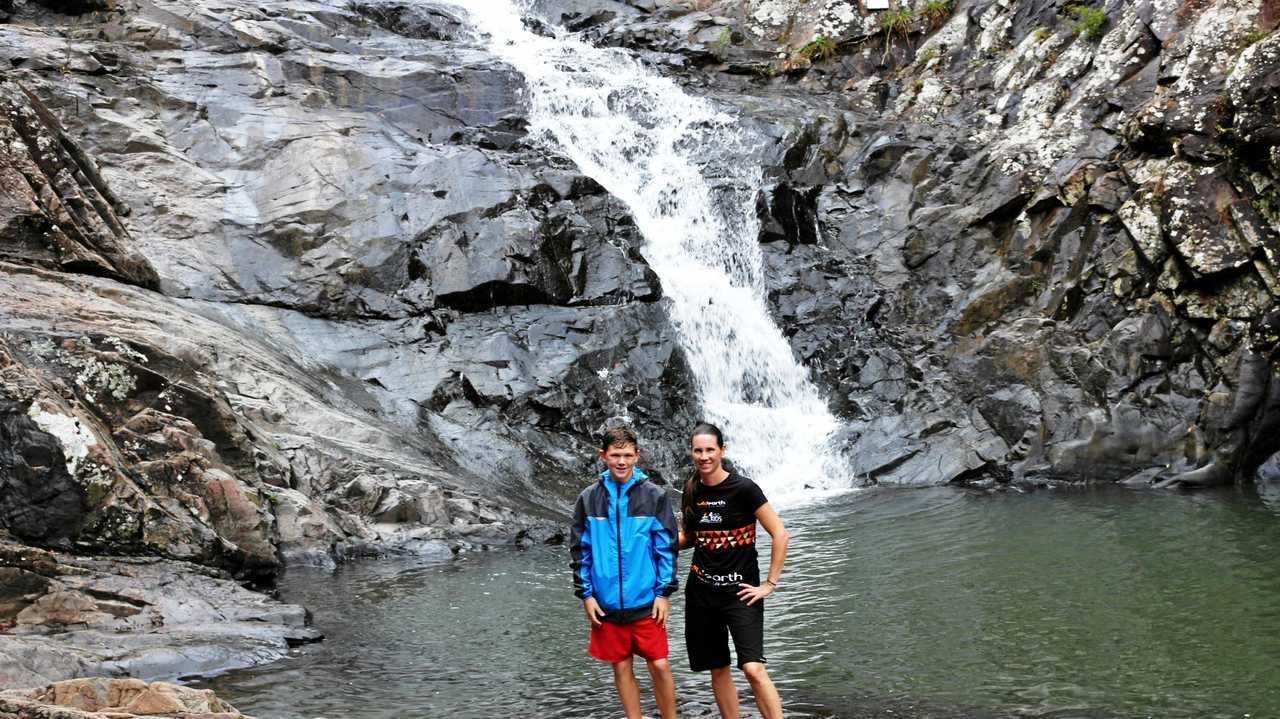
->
[583,596,605,627]
[737,582,775,606]
[651,596,669,627]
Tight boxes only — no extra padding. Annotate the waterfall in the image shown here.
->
[447,1,846,494]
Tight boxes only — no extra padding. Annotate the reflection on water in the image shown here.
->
[203,486,1280,719]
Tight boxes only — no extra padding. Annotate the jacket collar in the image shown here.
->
[599,467,648,494]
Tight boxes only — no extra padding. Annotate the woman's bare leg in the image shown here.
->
[741,662,783,719]
[710,665,740,718]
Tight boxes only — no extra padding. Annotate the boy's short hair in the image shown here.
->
[600,426,639,451]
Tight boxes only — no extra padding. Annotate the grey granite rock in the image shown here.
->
[0,539,320,689]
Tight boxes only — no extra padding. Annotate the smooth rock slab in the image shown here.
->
[0,540,321,691]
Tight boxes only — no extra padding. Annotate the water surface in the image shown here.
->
[204,485,1280,718]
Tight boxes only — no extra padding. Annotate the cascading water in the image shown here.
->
[448,1,846,493]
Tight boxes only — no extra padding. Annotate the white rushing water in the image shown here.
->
[447,1,846,494]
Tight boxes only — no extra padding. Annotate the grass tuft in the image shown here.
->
[797,34,839,61]
[713,26,733,57]
[1067,4,1108,41]
[881,7,914,61]
[921,0,954,31]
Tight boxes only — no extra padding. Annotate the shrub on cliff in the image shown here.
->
[1068,4,1108,41]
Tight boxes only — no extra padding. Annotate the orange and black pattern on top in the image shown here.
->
[694,523,756,551]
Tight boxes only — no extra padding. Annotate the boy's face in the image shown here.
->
[599,442,639,483]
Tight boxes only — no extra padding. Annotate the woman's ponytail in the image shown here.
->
[680,470,698,534]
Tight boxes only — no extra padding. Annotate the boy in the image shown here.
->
[570,426,679,719]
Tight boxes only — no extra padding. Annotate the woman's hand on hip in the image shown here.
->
[737,582,774,606]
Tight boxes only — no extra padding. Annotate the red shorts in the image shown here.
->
[588,617,669,664]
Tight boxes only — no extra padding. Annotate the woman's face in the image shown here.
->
[690,433,724,476]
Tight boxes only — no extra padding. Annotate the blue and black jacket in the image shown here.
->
[570,468,679,623]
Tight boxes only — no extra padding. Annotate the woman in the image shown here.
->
[679,423,790,719]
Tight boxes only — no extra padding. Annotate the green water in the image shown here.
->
[204,485,1280,718]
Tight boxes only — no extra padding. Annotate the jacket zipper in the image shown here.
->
[616,482,625,612]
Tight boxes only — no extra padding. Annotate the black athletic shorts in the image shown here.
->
[684,583,765,671]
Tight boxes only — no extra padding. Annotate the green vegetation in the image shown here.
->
[1033,26,1053,43]
[713,27,733,57]
[1068,4,1108,41]
[921,0,954,31]
[1254,192,1278,226]
[797,34,839,62]
[1240,28,1270,49]
[882,7,914,60]
[882,7,914,36]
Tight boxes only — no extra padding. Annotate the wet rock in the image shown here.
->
[1,0,697,556]
[346,1,467,41]
[594,0,1280,489]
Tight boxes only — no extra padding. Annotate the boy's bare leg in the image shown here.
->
[611,658,643,719]
[645,657,677,719]
[741,662,783,719]
[710,666,740,719]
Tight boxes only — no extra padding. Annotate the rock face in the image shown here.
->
[0,83,156,288]
[0,0,694,578]
[565,0,1280,488]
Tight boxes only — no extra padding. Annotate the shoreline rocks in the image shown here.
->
[0,538,320,690]
[1,677,251,719]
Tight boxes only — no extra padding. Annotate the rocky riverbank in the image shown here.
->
[1,0,1278,696]
[0,536,317,694]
